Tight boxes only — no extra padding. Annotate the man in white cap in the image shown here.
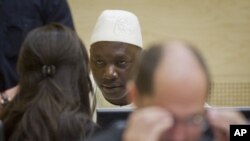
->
[90,10,143,107]
[87,40,247,141]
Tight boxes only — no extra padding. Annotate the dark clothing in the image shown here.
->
[88,121,125,141]
[87,121,215,141]
[0,0,74,91]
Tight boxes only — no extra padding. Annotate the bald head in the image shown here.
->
[154,41,207,107]
[135,40,210,97]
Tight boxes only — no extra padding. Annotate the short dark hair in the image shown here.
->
[134,41,211,96]
[135,43,164,95]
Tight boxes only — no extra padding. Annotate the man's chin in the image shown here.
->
[101,91,129,106]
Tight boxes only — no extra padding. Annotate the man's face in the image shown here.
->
[90,41,141,105]
[154,76,206,141]
[137,51,207,141]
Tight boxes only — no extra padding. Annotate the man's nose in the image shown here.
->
[170,123,186,141]
[103,65,118,80]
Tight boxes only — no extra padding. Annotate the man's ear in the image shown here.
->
[127,81,140,107]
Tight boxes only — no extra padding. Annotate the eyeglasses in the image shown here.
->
[172,114,205,127]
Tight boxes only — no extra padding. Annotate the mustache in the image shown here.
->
[101,80,124,87]
[101,83,123,88]
[101,79,122,85]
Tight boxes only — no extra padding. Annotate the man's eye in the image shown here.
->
[116,60,128,68]
[96,60,104,65]
[118,60,126,65]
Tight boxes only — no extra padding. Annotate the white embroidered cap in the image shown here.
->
[90,10,143,48]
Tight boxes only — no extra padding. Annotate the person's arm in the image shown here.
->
[41,0,75,29]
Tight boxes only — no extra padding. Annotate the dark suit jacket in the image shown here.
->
[87,121,215,141]
[88,121,125,141]
[0,0,74,91]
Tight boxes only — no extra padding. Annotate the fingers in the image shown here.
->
[123,106,173,141]
[207,109,247,141]
[208,109,247,131]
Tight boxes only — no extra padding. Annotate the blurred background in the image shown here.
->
[68,0,250,107]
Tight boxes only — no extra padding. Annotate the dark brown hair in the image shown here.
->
[1,23,96,141]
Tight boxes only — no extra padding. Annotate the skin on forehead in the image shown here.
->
[151,41,207,117]
[90,41,139,59]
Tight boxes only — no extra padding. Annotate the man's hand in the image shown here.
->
[208,109,247,141]
[123,107,173,141]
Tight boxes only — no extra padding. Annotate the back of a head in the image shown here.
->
[1,24,95,141]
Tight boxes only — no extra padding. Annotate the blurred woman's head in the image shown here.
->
[1,23,95,141]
